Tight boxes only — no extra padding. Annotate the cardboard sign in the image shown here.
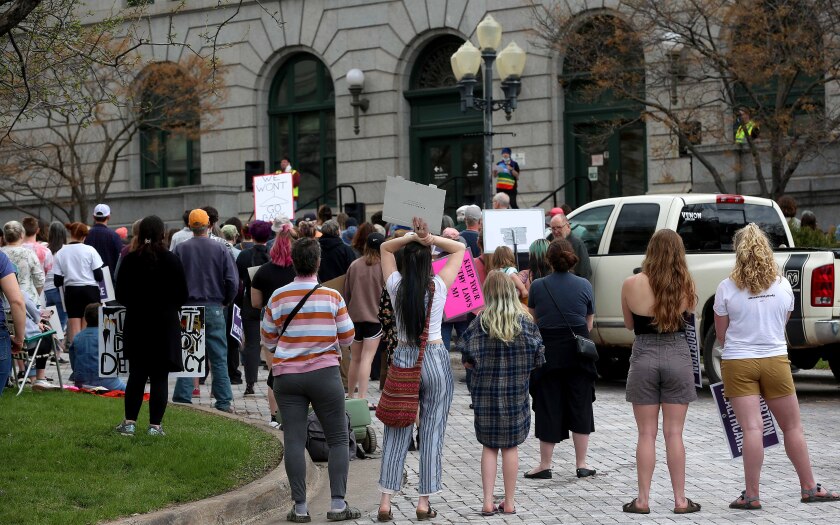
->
[685,313,702,388]
[710,382,780,459]
[431,254,484,320]
[45,306,64,340]
[482,209,546,254]
[253,173,294,223]
[382,176,446,235]
[322,274,346,297]
[97,266,115,302]
[230,304,243,345]
[99,306,206,378]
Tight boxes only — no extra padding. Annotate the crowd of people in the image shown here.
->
[2,195,839,522]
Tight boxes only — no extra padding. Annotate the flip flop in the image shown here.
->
[497,502,516,514]
[674,498,701,514]
[622,498,650,514]
[480,507,497,517]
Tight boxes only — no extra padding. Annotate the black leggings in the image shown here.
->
[26,336,51,371]
[125,359,169,426]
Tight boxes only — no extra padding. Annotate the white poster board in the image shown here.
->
[45,306,64,340]
[97,266,115,302]
[253,173,294,222]
[382,176,446,234]
[482,209,546,253]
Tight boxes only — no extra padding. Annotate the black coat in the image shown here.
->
[116,249,189,372]
[317,235,357,283]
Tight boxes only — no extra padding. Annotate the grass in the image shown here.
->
[0,391,283,525]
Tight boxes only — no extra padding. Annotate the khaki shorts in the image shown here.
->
[721,355,795,400]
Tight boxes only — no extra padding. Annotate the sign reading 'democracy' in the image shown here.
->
[431,254,484,320]
[482,208,546,254]
[253,172,294,222]
[684,313,702,388]
[710,381,780,459]
[99,306,206,378]
[382,176,446,235]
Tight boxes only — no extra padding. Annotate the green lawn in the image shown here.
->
[0,391,283,525]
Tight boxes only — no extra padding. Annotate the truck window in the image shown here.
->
[569,205,614,255]
[608,203,660,254]
[677,203,787,250]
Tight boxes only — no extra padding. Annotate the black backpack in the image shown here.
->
[305,411,361,462]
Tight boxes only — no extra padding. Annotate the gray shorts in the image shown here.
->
[626,332,698,405]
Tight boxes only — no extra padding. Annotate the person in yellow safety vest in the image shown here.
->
[735,108,760,144]
[276,157,301,210]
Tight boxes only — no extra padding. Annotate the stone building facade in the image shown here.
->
[5,0,840,227]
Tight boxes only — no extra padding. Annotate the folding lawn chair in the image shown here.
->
[14,329,60,396]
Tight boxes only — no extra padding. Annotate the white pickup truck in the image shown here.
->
[567,194,840,384]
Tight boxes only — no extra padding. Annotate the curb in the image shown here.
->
[105,404,320,525]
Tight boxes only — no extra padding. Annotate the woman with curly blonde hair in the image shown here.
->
[621,229,699,514]
[456,271,544,515]
[714,224,839,510]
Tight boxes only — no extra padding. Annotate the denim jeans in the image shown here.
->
[0,325,11,396]
[44,288,67,331]
[172,305,233,410]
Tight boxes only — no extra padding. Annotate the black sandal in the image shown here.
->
[415,507,437,520]
[729,491,761,510]
[377,507,393,522]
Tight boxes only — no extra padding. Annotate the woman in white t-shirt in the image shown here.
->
[376,217,465,522]
[714,223,839,510]
[53,222,104,345]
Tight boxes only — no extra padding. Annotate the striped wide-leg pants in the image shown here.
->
[378,342,454,496]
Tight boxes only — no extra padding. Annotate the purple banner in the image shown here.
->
[710,381,780,459]
[231,304,244,345]
[684,313,702,388]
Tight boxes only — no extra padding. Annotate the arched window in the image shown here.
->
[138,62,201,189]
[269,54,335,205]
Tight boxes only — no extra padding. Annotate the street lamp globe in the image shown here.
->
[453,41,481,79]
[496,42,527,79]
[346,68,365,89]
[476,14,502,52]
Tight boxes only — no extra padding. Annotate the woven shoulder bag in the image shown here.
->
[376,282,435,428]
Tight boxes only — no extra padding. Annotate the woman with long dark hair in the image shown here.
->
[621,229,699,514]
[525,238,597,480]
[114,215,188,436]
[377,217,465,522]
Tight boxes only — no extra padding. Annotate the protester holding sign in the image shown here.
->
[377,217,465,523]
[115,216,188,437]
[53,222,104,346]
[456,271,544,516]
[620,229,699,515]
[344,232,386,408]
[714,224,840,510]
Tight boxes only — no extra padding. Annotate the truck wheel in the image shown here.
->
[703,325,723,384]
[829,357,840,382]
[596,348,630,381]
[362,426,377,453]
[789,350,820,370]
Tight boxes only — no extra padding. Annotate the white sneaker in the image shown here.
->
[32,379,59,391]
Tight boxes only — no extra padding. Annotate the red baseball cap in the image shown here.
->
[548,207,565,217]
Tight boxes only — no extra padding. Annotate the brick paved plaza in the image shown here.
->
[171,359,840,525]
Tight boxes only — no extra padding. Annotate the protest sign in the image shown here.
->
[99,305,206,378]
[253,172,294,222]
[97,266,115,302]
[45,306,64,340]
[482,209,546,253]
[710,382,780,459]
[685,313,702,388]
[231,304,243,345]
[431,254,484,320]
[323,274,346,297]
[172,306,206,377]
[382,176,446,235]
[99,306,127,377]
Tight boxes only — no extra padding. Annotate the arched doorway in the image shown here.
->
[562,14,647,207]
[268,53,336,205]
[406,36,483,213]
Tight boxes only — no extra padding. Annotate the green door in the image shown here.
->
[419,136,484,213]
[569,121,646,206]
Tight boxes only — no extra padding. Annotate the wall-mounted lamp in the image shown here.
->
[346,68,369,135]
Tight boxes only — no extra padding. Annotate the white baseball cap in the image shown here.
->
[93,204,111,218]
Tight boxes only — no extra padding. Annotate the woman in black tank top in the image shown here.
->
[620,229,699,515]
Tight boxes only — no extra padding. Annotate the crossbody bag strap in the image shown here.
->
[279,284,322,337]
[540,280,577,339]
[415,280,437,367]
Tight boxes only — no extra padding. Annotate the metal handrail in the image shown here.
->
[533,176,593,209]
[297,184,358,213]
[434,175,471,191]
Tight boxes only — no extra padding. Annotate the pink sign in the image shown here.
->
[432,254,484,320]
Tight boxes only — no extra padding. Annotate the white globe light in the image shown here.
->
[496,42,527,79]
[346,68,365,88]
[476,14,502,52]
